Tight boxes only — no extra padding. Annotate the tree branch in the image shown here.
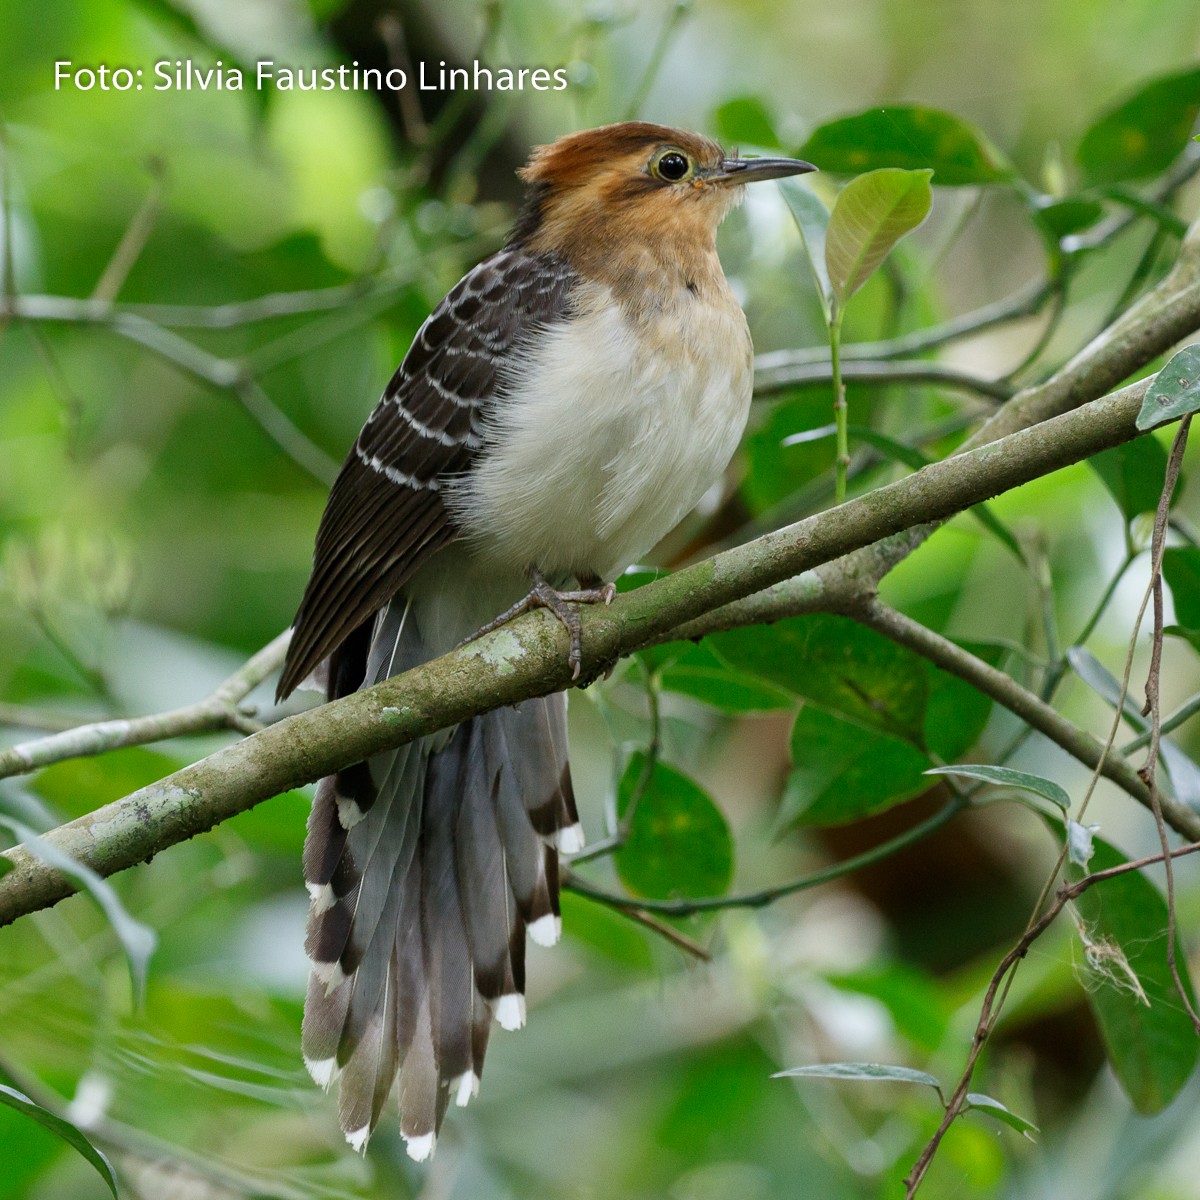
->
[753,358,1014,402]
[850,600,1200,840]
[809,213,1200,604]
[0,633,290,779]
[0,372,1178,925]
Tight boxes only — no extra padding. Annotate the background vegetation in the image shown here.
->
[3,0,1200,1197]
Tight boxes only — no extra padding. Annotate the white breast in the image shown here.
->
[448,281,753,582]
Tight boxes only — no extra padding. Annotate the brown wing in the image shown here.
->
[277,248,577,699]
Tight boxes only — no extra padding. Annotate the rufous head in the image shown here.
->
[510,121,816,255]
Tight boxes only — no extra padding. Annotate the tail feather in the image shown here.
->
[300,595,579,1159]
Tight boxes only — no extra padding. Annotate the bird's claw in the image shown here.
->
[458,572,616,681]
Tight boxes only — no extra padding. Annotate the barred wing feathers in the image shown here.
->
[278,248,577,699]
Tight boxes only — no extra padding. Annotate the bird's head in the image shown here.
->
[510,121,816,256]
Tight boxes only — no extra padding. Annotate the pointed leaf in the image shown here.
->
[798,106,1014,185]
[826,168,933,307]
[1069,835,1200,1112]
[709,615,995,760]
[656,642,794,713]
[1141,344,1200,424]
[1090,436,1178,519]
[964,1092,1039,1138]
[1077,67,1200,186]
[615,755,733,899]
[0,1085,118,1198]
[785,706,932,827]
[779,178,831,311]
[1165,546,1200,628]
[1033,196,1106,241]
[773,1062,943,1096]
[925,765,1070,812]
[1138,346,1200,430]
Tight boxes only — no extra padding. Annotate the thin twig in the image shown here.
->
[903,838,1200,1195]
[565,796,965,916]
[754,279,1055,372]
[0,703,98,734]
[622,0,690,120]
[91,160,165,303]
[851,600,1198,838]
[1123,690,1200,753]
[0,632,290,780]
[611,905,711,961]
[754,357,1013,403]
[1136,416,1200,1032]
[904,414,1199,1193]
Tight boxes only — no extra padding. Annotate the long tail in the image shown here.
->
[298,597,582,1160]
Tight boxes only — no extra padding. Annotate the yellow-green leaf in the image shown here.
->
[825,168,933,307]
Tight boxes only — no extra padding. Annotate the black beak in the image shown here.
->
[711,156,818,185]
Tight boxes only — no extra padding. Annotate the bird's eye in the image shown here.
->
[651,149,692,183]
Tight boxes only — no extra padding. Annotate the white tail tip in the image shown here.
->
[404,1131,436,1162]
[528,913,562,947]
[495,992,526,1031]
[452,1071,480,1108]
[336,797,366,829]
[305,881,336,914]
[304,1055,339,1089]
[345,1124,371,1154]
[557,823,585,854]
[311,959,347,994]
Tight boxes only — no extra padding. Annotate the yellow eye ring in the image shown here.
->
[649,147,694,183]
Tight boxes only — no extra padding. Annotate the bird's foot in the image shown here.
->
[459,570,616,680]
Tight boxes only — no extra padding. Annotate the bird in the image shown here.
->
[275,121,815,1161]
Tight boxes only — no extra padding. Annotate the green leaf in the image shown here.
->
[0,1084,119,1198]
[773,1061,944,1095]
[778,178,832,311]
[825,168,933,307]
[1165,546,1200,628]
[656,642,794,713]
[615,755,733,899]
[924,644,1003,761]
[783,705,932,826]
[711,615,929,738]
[1032,196,1106,241]
[708,615,995,761]
[1069,835,1200,1112]
[713,96,780,149]
[1089,436,1177,519]
[964,1092,1039,1138]
[1138,346,1200,430]
[1165,625,1200,653]
[1077,66,1200,186]
[925,764,1070,812]
[798,106,1015,185]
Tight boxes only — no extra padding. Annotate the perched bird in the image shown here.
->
[277,121,815,1160]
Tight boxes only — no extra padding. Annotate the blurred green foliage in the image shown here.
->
[2,1,1200,1198]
